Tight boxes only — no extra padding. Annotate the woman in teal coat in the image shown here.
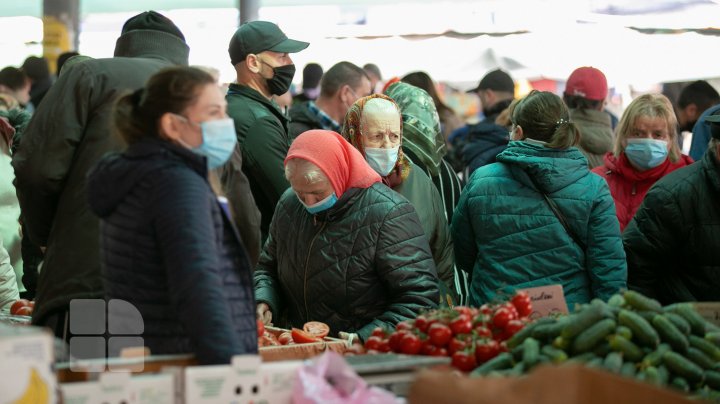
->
[451,90,627,308]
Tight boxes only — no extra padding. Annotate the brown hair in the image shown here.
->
[613,93,681,162]
[511,90,580,149]
[113,66,215,144]
[401,71,455,119]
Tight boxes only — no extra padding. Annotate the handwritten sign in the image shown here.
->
[519,284,569,319]
[693,302,720,327]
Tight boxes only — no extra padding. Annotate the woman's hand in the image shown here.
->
[256,303,272,325]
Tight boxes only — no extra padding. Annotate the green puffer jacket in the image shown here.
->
[226,84,291,240]
[624,148,720,304]
[254,183,440,341]
[452,141,627,308]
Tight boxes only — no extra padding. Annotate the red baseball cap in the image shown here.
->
[564,67,608,101]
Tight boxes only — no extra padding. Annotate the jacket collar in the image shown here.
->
[227,83,288,124]
[125,137,208,178]
[312,187,363,223]
[113,30,189,66]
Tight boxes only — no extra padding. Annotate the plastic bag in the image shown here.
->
[292,351,402,404]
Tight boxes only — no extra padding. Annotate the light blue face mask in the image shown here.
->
[299,192,338,214]
[365,146,399,176]
[176,115,237,169]
[625,138,668,170]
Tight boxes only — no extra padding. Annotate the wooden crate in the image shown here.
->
[259,326,347,362]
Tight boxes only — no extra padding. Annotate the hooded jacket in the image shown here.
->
[11,28,189,326]
[254,131,439,342]
[592,152,694,232]
[569,108,614,169]
[87,138,257,364]
[452,141,627,308]
[624,148,720,304]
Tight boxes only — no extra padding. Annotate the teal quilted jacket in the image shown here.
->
[451,140,627,308]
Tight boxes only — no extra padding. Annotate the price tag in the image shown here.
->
[519,285,569,319]
[693,302,720,327]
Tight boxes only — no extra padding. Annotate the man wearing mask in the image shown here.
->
[226,21,308,241]
[288,61,371,139]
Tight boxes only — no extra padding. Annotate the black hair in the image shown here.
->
[320,61,368,98]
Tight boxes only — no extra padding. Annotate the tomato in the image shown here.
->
[396,321,413,331]
[449,315,473,335]
[447,338,467,356]
[427,323,452,347]
[503,303,519,320]
[474,325,492,339]
[10,299,30,315]
[388,330,408,353]
[492,307,513,329]
[303,321,330,339]
[511,291,533,317]
[504,320,525,338]
[451,351,477,372]
[14,305,32,317]
[472,313,491,326]
[371,327,386,338]
[377,339,391,353]
[475,340,500,363]
[479,304,494,316]
[291,328,322,343]
[364,335,383,351]
[256,319,265,338]
[453,306,473,317]
[26,301,35,308]
[431,347,449,357]
[414,315,429,333]
[420,340,437,356]
[278,331,293,345]
[400,333,422,355]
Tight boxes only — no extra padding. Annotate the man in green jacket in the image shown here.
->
[624,111,720,304]
[12,11,190,337]
[226,21,308,240]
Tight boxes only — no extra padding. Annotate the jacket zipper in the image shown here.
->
[303,219,327,322]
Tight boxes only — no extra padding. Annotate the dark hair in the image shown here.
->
[363,63,382,80]
[512,90,580,149]
[113,66,214,144]
[320,61,368,98]
[562,94,603,111]
[401,71,454,118]
[21,56,50,81]
[677,80,720,112]
[57,52,80,77]
[302,63,323,89]
[0,67,29,91]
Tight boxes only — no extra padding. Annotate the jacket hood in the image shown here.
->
[87,138,206,218]
[600,152,694,182]
[496,140,589,193]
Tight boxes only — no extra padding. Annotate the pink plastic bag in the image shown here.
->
[292,351,402,404]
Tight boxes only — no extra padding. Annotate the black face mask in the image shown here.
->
[261,61,295,96]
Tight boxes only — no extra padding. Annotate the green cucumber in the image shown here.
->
[618,309,660,348]
[705,370,720,390]
[644,366,662,386]
[561,305,609,339]
[608,335,644,362]
[670,376,689,392]
[689,335,720,361]
[566,352,598,364]
[687,347,716,370]
[552,336,570,350]
[652,314,689,353]
[623,290,662,313]
[506,317,555,349]
[607,294,625,308]
[615,326,633,341]
[664,312,691,336]
[586,357,603,368]
[594,342,612,357]
[665,303,706,336]
[470,352,514,377]
[541,345,568,364]
[572,318,616,354]
[620,362,637,377]
[662,351,705,384]
[706,331,720,347]
[532,317,571,342]
[656,365,670,385]
[641,344,671,368]
[522,337,540,369]
[603,352,623,374]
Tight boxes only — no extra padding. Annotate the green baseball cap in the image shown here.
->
[228,21,309,66]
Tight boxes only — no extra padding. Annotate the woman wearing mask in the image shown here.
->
[254,130,438,342]
[341,94,457,306]
[592,94,693,231]
[452,90,626,308]
[87,67,257,365]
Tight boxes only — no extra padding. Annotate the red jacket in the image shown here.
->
[592,152,694,231]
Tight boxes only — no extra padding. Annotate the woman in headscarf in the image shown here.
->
[254,130,438,342]
[341,94,456,306]
[452,90,627,308]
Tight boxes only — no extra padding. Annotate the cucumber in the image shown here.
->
[706,370,720,390]
[508,362,525,376]
[552,336,570,350]
[670,376,690,393]
[665,303,706,336]
[506,317,554,349]
[615,326,633,341]
[706,331,720,347]
[623,290,662,313]
[532,317,570,342]
[662,351,705,384]
[522,337,540,369]
[687,347,716,370]
[656,365,670,385]
[652,314,689,353]
[470,352,514,377]
[644,366,662,386]
[541,345,568,364]
[635,310,659,323]
[561,305,609,339]
[603,352,623,374]
[586,357,604,368]
[511,344,525,362]
[594,341,612,357]
[620,362,637,377]
[572,318,616,354]
[566,352,598,364]
[618,309,660,348]
[608,335,644,362]
[664,312,691,336]
[641,344,671,368]
[689,335,720,361]
[607,294,625,308]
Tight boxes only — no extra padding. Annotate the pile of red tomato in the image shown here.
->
[10,299,34,316]
[363,291,533,372]
[257,320,331,347]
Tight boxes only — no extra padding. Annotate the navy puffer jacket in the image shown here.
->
[87,138,257,365]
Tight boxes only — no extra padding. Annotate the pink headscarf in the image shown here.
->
[285,130,381,197]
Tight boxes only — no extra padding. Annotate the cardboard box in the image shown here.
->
[60,372,174,404]
[260,326,347,362]
[519,284,570,319]
[0,323,56,403]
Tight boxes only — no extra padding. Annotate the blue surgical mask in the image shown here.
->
[365,146,399,176]
[299,192,338,214]
[176,115,237,169]
[625,138,668,170]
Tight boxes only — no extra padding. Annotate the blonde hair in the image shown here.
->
[613,93,681,162]
[511,90,580,149]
